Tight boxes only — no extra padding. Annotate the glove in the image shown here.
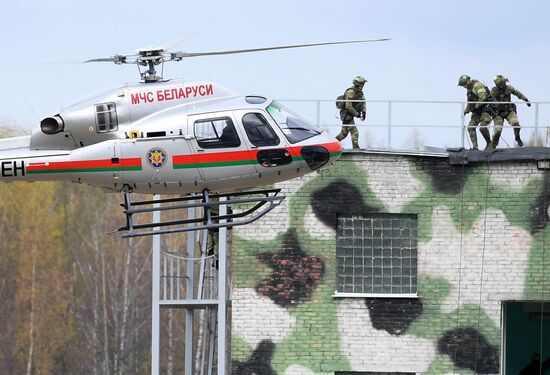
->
[360,111,366,121]
[525,99,531,107]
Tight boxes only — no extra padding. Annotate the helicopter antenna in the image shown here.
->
[85,38,390,83]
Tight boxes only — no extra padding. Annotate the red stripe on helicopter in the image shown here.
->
[283,141,342,157]
[173,150,255,165]
[321,141,344,154]
[26,158,142,173]
[172,141,342,168]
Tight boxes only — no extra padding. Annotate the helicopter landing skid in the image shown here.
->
[119,187,285,238]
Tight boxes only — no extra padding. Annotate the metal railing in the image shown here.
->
[278,99,550,150]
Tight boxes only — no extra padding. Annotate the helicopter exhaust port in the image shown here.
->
[40,115,65,134]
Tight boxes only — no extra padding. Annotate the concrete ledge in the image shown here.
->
[341,146,550,166]
[341,147,448,158]
[448,147,550,165]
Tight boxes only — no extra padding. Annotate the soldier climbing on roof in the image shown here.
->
[490,75,531,148]
[458,74,494,150]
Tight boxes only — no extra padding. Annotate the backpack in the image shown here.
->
[335,94,345,109]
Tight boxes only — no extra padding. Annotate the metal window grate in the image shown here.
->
[95,102,118,133]
[336,214,418,295]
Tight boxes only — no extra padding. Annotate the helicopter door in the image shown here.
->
[119,135,202,193]
[234,110,297,170]
[190,113,258,191]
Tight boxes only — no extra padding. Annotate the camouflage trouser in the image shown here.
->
[467,111,492,150]
[336,114,359,149]
[492,111,521,148]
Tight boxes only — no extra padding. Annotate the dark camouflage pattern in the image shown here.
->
[465,80,491,114]
[491,84,528,116]
[490,83,529,147]
[336,86,365,149]
[342,86,366,117]
[462,79,493,150]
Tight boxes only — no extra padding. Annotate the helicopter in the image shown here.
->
[0,39,388,235]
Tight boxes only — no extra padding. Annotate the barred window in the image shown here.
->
[95,103,118,133]
[335,214,418,296]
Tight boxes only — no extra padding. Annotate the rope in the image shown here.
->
[500,136,511,148]
[539,132,549,373]
[473,158,491,372]
[453,162,466,371]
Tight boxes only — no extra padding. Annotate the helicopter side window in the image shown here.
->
[194,117,241,149]
[95,103,118,133]
[242,113,280,147]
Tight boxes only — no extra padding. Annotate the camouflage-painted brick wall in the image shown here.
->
[231,151,549,375]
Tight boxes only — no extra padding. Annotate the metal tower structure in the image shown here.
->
[120,189,285,374]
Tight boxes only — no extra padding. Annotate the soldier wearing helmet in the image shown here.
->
[458,74,493,150]
[490,75,530,148]
[336,75,367,149]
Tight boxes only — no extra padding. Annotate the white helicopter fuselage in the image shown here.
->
[0,79,341,194]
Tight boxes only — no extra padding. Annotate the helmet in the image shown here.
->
[494,74,508,86]
[458,74,471,86]
[353,75,367,86]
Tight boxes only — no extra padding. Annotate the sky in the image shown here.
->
[1,0,550,149]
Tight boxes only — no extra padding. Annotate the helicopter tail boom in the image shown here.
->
[0,136,72,182]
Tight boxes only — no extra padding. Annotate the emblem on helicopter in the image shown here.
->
[146,148,167,169]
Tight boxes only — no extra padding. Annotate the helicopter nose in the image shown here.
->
[301,146,331,170]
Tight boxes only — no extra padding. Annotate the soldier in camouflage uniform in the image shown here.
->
[336,76,367,149]
[490,75,530,148]
[458,74,493,150]
[206,196,220,268]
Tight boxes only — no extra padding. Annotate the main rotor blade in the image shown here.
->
[84,57,120,63]
[174,38,391,58]
[84,54,133,64]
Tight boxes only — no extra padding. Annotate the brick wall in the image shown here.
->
[230,151,550,375]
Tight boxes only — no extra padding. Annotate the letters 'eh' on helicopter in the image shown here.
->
[0,39,388,195]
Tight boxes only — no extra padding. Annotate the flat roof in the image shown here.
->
[342,147,550,165]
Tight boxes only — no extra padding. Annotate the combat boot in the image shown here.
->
[514,127,524,147]
[480,127,492,150]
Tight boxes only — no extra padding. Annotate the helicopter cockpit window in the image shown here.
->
[242,113,280,147]
[266,101,322,144]
[95,103,118,133]
[194,117,241,149]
